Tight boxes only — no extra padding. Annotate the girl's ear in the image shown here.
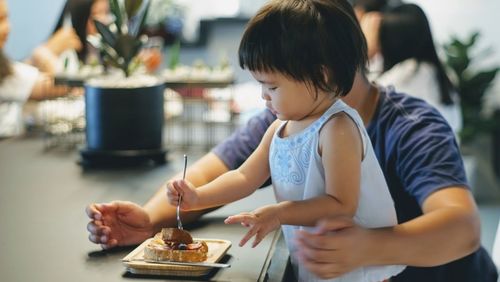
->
[321,66,331,84]
[321,65,333,85]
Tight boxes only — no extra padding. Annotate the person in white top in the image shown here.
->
[0,0,71,137]
[165,0,404,281]
[361,3,462,135]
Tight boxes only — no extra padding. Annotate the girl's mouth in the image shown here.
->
[266,104,277,115]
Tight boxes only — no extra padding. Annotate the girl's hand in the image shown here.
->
[224,204,282,248]
[166,179,199,210]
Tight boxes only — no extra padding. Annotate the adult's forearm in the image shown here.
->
[29,45,58,75]
[143,152,230,231]
[364,189,480,266]
[30,74,71,100]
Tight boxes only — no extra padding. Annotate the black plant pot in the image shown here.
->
[80,83,167,167]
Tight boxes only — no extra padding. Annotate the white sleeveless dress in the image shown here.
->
[269,99,405,282]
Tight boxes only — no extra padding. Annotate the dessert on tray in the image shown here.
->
[144,228,208,262]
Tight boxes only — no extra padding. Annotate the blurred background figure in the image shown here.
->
[362,3,462,135]
[48,0,110,72]
[351,0,389,20]
[0,0,71,138]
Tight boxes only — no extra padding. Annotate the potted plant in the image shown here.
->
[81,0,167,166]
[443,31,500,197]
[443,31,499,143]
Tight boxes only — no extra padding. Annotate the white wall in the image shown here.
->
[5,0,65,61]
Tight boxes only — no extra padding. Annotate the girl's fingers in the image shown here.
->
[252,230,267,248]
[224,214,255,225]
[239,227,259,247]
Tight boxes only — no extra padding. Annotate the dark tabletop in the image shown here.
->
[0,137,288,281]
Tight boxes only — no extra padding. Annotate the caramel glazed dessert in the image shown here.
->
[144,228,208,262]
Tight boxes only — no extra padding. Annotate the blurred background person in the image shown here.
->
[0,0,70,138]
[51,0,109,66]
[362,3,462,135]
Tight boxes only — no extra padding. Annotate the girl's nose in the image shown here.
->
[261,88,270,101]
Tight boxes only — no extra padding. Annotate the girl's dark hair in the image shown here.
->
[379,3,455,105]
[53,0,94,62]
[239,0,367,97]
[0,50,13,84]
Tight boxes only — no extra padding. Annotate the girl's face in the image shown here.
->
[0,0,10,49]
[87,0,110,35]
[251,70,326,121]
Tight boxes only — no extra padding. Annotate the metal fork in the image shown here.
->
[177,154,188,230]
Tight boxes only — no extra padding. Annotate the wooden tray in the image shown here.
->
[122,238,231,277]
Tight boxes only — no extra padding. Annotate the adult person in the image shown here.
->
[0,0,70,137]
[51,0,109,64]
[167,0,404,280]
[26,0,109,75]
[86,1,497,282]
[361,3,462,134]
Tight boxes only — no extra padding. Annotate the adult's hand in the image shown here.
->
[46,27,82,55]
[86,201,154,249]
[294,216,375,280]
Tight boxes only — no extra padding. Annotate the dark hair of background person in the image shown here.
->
[0,50,13,83]
[351,0,388,12]
[379,3,455,105]
[52,0,94,61]
[239,0,368,98]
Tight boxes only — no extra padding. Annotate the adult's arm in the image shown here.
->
[144,152,231,230]
[27,27,82,74]
[86,109,274,248]
[29,72,71,100]
[295,187,480,278]
[147,109,276,229]
[295,97,481,278]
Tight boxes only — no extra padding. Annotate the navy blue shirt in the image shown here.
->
[213,86,497,281]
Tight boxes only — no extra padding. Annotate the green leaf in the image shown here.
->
[94,20,117,47]
[109,0,123,34]
[114,35,142,65]
[125,0,143,18]
[460,68,499,106]
[130,0,151,37]
[169,39,181,69]
[466,31,480,48]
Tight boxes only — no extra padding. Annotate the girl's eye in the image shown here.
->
[268,87,277,91]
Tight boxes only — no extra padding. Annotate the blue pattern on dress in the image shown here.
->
[270,115,329,186]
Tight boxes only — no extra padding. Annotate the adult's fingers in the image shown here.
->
[85,203,102,220]
[295,229,334,249]
[101,238,118,250]
[87,220,110,236]
[302,261,340,280]
[295,237,338,263]
[315,216,354,234]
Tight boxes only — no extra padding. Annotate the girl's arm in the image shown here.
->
[182,120,281,210]
[277,113,362,226]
